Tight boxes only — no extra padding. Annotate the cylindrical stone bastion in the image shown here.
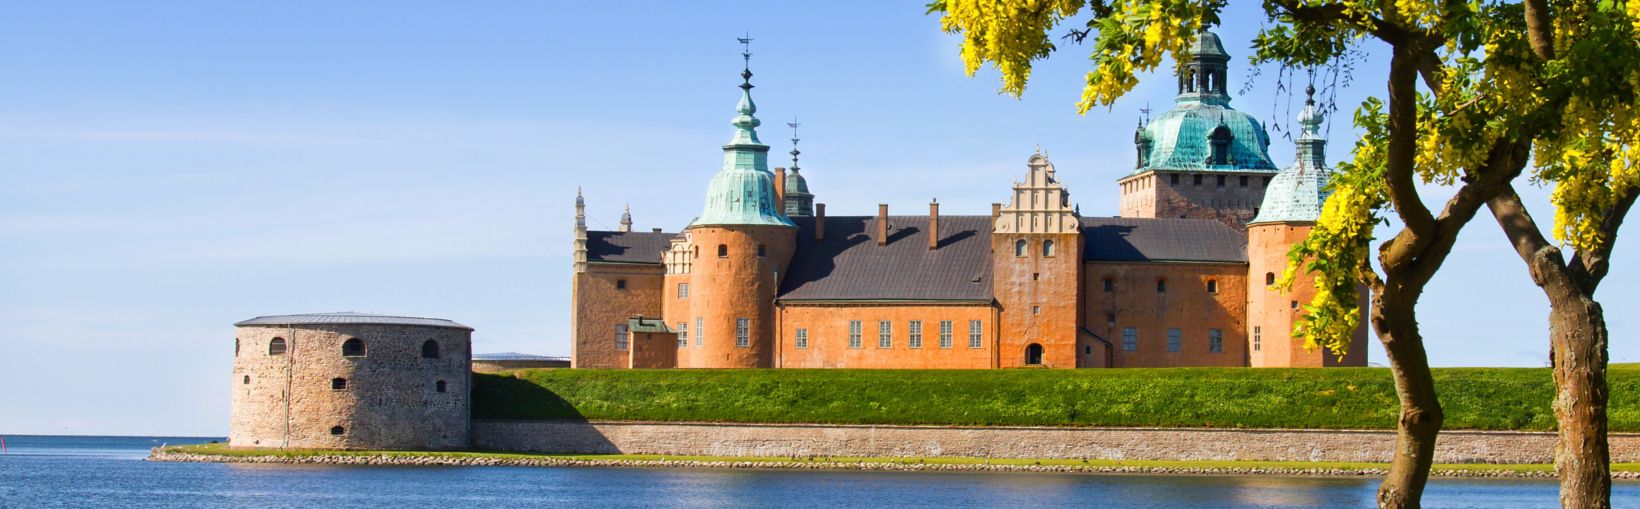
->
[230,312,472,450]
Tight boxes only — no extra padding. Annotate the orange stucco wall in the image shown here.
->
[628,331,679,369]
[992,233,1083,368]
[662,272,691,347]
[1246,223,1368,367]
[571,263,664,369]
[1083,261,1248,368]
[774,303,997,368]
[681,225,796,368]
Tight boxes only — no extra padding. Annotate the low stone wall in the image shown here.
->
[472,420,1640,464]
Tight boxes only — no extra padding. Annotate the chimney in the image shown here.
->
[815,203,826,241]
[652,228,663,233]
[928,199,940,250]
[876,204,889,246]
[991,203,1002,221]
[773,167,787,213]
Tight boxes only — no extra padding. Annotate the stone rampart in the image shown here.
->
[471,420,1640,465]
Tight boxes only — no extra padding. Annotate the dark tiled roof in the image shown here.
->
[1080,217,1247,263]
[235,312,473,330]
[779,215,994,302]
[587,230,675,264]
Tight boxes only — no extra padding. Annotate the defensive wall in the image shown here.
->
[470,420,1640,465]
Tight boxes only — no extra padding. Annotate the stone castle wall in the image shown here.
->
[231,323,470,450]
[1119,171,1273,232]
[471,420,1640,464]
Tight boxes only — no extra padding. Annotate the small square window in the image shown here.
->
[1216,175,1226,187]
[1106,313,1116,326]
[1103,278,1114,292]
[1193,174,1203,186]
[616,279,627,290]
[1032,306,1041,314]
[1239,176,1249,187]
[1170,173,1179,185]
[1291,300,1300,310]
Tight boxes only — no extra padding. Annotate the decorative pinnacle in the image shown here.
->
[738,33,754,91]
[1298,84,1325,136]
[788,118,801,169]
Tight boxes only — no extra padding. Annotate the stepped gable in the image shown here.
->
[585,230,675,264]
[1081,217,1247,263]
[778,215,994,301]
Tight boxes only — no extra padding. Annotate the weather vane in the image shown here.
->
[788,117,802,169]
[738,32,753,64]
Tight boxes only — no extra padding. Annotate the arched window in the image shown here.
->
[268,337,287,355]
[421,340,440,359]
[1042,240,1056,257]
[717,244,728,257]
[1265,272,1276,286]
[341,338,366,357]
[242,375,250,385]
[1207,280,1218,294]
[435,380,447,393]
[330,426,345,436]
[1014,239,1027,257]
[331,378,347,390]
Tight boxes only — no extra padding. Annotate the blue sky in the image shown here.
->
[1,2,1633,436]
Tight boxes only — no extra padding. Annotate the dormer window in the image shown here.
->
[1208,125,1233,166]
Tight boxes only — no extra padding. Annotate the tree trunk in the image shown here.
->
[1550,294,1611,509]
[1373,290,1444,509]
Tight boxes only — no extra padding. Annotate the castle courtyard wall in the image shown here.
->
[572,263,664,369]
[471,420,1640,464]
[773,302,997,368]
[1083,261,1248,368]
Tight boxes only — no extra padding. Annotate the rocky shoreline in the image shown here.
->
[149,449,1633,479]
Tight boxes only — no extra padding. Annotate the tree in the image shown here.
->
[929,0,1639,507]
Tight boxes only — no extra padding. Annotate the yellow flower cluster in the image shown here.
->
[939,0,1086,97]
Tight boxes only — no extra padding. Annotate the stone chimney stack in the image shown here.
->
[876,204,889,246]
[652,228,662,233]
[815,203,826,241]
[928,199,940,250]
[773,167,787,213]
[991,202,1002,222]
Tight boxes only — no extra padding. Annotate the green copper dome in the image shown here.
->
[690,59,797,229]
[1253,87,1331,224]
[1132,31,1278,175]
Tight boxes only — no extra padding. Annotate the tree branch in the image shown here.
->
[1380,45,1438,276]
[1486,183,1566,289]
[1569,187,1639,293]
[1523,0,1555,61]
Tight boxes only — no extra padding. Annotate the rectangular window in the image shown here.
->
[849,320,863,349]
[1157,279,1167,293]
[735,318,750,348]
[1122,327,1137,351]
[678,322,688,348]
[939,320,954,349]
[615,324,629,351]
[908,321,923,349]
[878,320,892,348]
[616,279,627,290]
[1167,328,1182,352]
[968,320,983,349]
[1193,174,1203,186]
[1239,176,1249,187]
[1217,175,1226,187]
[1253,326,1262,352]
[1106,313,1116,327]
[1103,278,1114,292]
[1263,176,1272,187]
[796,328,809,349]
[695,318,703,346]
[678,283,689,299]
[1032,306,1041,314]
[1170,173,1179,185]
[1209,328,1224,353]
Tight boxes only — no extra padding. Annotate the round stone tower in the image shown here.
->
[680,47,797,368]
[229,312,472,450]
[1247,87,1368,367]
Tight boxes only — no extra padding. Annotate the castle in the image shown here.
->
[570,31,1369,370]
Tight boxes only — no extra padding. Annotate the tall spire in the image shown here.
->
[783,118,814,217]
[573,188,588,273]
[788,118,801,171]
[692,35,795,229]
[574,187,586,229]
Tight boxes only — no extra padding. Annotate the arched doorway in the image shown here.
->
[1025,344,1044,365]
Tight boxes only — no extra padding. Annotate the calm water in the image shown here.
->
[2,435,1637,508]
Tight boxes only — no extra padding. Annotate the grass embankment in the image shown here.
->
[473,365,1640,431]
[155,443,1640,476]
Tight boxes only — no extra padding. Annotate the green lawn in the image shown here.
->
[158,443,1640,475]
[472,365,1640,431]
